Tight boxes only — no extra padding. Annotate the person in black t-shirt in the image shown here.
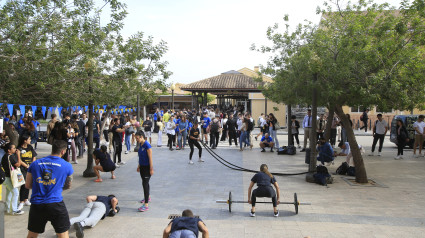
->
[93,146,116,182]
[71,195,119,238]
[188,123,203,164]
[163,209,209,238]
[17,134,37,210]
[111,118,128,166]
[248,164,281,217]
[142,116,153,144]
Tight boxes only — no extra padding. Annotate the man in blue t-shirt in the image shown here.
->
[317,137,334,165]
[259,133,275,152]
[135,131,153,212]
[201,112,211,143]
[163,209,209,238]
[26,140,74,237]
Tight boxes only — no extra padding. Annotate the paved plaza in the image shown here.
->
[3,129,425,237]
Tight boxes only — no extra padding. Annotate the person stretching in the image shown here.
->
[248,164,280,217]
[135,131,153,212]
[93,146,116,182]
[71,195,120,238]
[259,133,274,152]
[188,123,203,164]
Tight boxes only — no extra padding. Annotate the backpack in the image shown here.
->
[316,165,329,174]
[277,146,288,155]
[336,162,349,175]
[247,120,254,131]
[0,167,5,185]
[210,120,219,133]
[286,145,296,155]
[347,166,356,176]
[313,166,332,186]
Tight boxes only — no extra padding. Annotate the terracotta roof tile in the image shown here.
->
[181,72,262,91]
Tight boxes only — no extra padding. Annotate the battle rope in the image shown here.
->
[200,141,308,176]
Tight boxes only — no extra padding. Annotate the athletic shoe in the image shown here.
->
[72,161,78,164]
[13,210,24,215]
[118,162,126,165]
[24,200,31,206]
[369,151,374,156]
[125,151,129,154]
[378,152,381,156]
[115,163,121,168]
[198,158,204,162]
[138,205,149,212]
[17,203,24,211]
[270,149,274,152]
[140,197,151,203]
[399,156,404,159]
[250,211,255,217]
[274,210,279,217]
[189,160,194,164]
[74,222,84,238]
[394,156,401,160]
[261,148,265,152]
[300,148,306,152]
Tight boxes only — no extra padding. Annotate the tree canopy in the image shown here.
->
[0,0,171,107]
[254,0,425,183]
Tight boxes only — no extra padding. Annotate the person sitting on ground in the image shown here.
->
[71,195,120,238]
[163,209,209,238]
[93,145,116,182]
[316,137,334,166]
[259,133,274,152]
[248,164,280,217]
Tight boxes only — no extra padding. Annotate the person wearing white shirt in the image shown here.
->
[255,113,267,141]
[301,109,312,152]
[336,141,364,166]
[368,114,388,156]
[413,115,425,157]
[166,116,176,151]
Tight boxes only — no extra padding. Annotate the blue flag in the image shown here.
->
[19,105,25,116]
[7,104,13,114]
[31,106,37,117]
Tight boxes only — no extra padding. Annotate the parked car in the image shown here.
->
[390,115,422,148]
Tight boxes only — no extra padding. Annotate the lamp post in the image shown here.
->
[83,59,96,178]
[171,83,176,111]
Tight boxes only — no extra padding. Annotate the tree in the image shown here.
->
[255,0,425,183]
[0,0,171,107]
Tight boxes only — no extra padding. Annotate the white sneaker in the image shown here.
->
[17,203,24,211]
[274,210,279,217]
[13,210,24,215]
[115,163,121,168]
[368,151,374,156]
[378,152,381,156]
[125,151,129,154]
[24,200,31,206]
[118,162,126,165]
[394,155,400,160]
[250,211,255,217]
[198,158,204,162]
[399,155,404,159]
[189,160,194,165]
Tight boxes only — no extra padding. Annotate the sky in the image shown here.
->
[100,0,403,85]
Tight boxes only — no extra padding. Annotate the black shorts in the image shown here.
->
[28,201,70,234]
[202,127,208,134]
[262,143,271,147]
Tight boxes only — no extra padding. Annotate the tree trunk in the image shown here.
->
[324,105,335,142]
[335,104,368,183]
[83,103,96,177]
[287,104,293,146]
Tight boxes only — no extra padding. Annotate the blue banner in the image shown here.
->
[31,106,37,117]
[85,106,88,112]
[42,106,47,118]
[7,104,13,114]
[19,105,25,116]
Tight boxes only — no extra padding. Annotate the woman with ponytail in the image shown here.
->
[248,164,280,217]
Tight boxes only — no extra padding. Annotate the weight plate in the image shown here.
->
[294,193,298,214]
[229,191,232,213]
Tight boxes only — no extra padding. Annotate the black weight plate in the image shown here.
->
[294,193,298,214]
[229,191,232,213]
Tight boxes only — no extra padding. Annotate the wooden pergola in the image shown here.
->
[180,70,263,110]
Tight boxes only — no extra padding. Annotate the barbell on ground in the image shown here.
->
[216,191,311,214]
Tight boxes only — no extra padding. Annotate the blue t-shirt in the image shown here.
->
[28,155,73,204]
[203,117,211,128]
[138,141,152,166]
[4,118,9,123]
[170,217,204,237]
[261,136,273,143]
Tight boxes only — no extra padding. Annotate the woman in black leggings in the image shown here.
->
[188,123,203,164]
[248,164,280,217]
[135,131,153,212]
[395,119,408,160]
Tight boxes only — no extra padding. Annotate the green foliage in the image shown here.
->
[0,0,171,107]
[254,0,425,111]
